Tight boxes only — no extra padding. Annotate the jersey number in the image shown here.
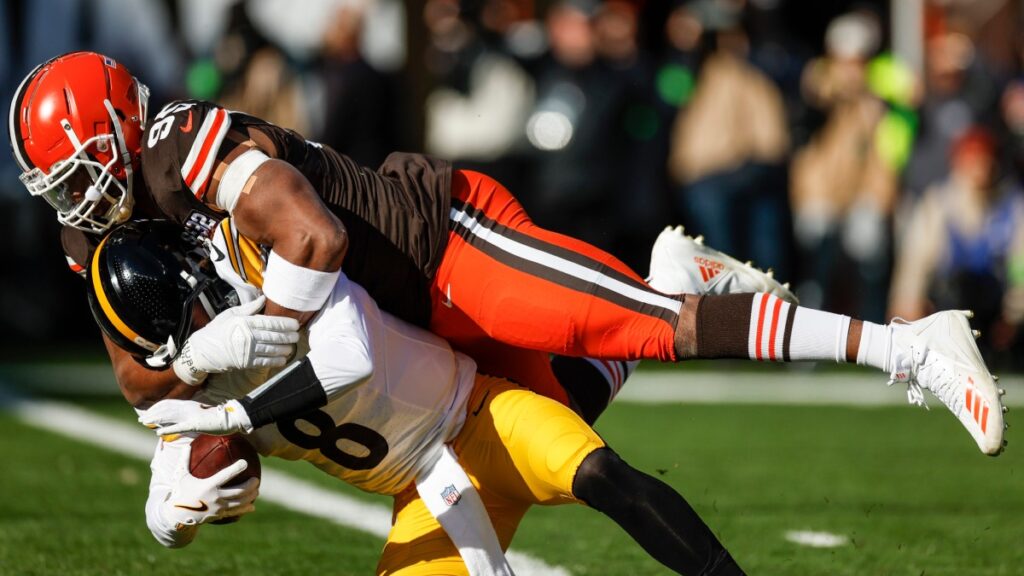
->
[277,409,389,471]
[147,102,195,148]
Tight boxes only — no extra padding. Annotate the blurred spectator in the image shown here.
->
[904,21,1001,199]
[219,44,310,133]
[92,0,186,101]
[1000,78,1024,182]
[593,0,671,270]
[215,2,310,133]
[523,0,630,250]
[423,0,535,165]
[790,11,905,320]
[318,3,398,167]
[666,0,790,277]
[889,127,1024,360]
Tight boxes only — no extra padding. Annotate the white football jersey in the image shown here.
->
[195,220,477,495]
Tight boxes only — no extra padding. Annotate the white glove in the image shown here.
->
[161,445,260,528]
[141,399,253,436]
[173,295,300,385]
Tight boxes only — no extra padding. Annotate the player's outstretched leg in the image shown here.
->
[675,293,1007,455]
[552,227,798,424]
[645,226,1007,455]
[573,448,744,576]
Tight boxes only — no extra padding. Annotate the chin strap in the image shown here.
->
[146,336,180,369]
[104,98,134,209]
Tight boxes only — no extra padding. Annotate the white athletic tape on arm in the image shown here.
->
[261,251,341,312]
[216,149,270,212]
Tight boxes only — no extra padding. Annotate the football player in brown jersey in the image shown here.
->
[11,52,1007,456]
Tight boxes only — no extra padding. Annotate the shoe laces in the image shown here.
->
[887,340,931,410]
[888,343,962,413]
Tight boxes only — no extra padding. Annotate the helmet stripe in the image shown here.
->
[90,234,151,349]
[8,62,45,172]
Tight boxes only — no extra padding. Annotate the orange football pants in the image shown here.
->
[428,170,681,405]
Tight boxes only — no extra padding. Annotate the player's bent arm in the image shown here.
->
[237,276,376,430]
[228,159,347,325]
[104,334,196,409]
[140,275,376,435]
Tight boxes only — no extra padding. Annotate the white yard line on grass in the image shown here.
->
[2,392,570,576]
[784,530,849,548]
[616,371,1024,407]
[7,363,1023,407]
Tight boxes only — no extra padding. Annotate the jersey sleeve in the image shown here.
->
[140,100,233,228]
[304,274,375,400]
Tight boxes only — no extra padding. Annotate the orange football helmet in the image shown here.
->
[8,51,149,233]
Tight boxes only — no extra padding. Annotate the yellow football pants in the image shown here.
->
[376,374,606,575]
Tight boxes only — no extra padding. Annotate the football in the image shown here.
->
[189,433,261,525]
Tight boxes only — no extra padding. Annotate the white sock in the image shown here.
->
[856,321,892,372]
[747,294,851,363]
[787,307,851,363]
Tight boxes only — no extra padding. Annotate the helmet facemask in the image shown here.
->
[144,246,241,368]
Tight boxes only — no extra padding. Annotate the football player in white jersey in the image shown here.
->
[90,220,744,575]
[16,52,1005,459]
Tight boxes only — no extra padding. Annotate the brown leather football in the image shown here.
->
[189,434,261,525]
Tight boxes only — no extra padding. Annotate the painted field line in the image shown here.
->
[784,530,848,548]
[1,391,569,576]
[5,362,1023,407]
[617,371,1024,407]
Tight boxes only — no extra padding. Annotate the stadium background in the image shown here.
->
[3,0,1024,367]
[1,1,1024,575]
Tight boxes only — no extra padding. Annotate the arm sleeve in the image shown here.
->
[239,273,374,429]
[144,436,198,549]
[304,273,375,400]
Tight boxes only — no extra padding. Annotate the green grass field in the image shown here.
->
[1,364,1022,576]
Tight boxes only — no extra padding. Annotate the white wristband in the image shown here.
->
[172,340,208,386]
[217,149,270,212]
[261,251,340,312]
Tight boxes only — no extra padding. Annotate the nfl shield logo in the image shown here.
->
[441,484,461,506]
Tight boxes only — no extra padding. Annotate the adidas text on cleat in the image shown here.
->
[647,225,799,303]
[888,310,1006,456]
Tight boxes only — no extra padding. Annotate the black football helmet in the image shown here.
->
[86,219,239,366]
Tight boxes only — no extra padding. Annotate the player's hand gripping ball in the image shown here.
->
[189,434,261,524]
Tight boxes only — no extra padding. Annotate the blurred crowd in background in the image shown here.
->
[3,0,1024,369]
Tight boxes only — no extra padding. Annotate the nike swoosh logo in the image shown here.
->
[442,284,453,308]
[180,110,193,133]
[471,389,490,417]
[174,500,208,512]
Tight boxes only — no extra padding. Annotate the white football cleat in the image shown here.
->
[646,225,798,303]
[889,310,1007,456]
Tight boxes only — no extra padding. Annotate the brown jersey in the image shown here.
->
[63,100,452,327]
